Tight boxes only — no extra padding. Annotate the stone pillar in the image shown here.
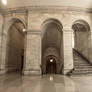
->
[0,15,6,74]
[88,29,92,63]
[23,30,41,75]
[63,28,73,74]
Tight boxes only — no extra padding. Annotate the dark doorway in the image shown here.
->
[21,55,24,71]
[46,57,56,74]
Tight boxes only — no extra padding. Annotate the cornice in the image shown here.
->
[1,6,92,15]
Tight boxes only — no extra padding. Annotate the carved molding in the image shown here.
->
[1,6,92,15]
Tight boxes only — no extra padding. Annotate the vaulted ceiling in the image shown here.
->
[0,0,92,9]
[42,22,63,55]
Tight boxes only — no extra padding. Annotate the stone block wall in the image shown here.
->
[0,14,4,74]
[63,30,73,74]
[24,31,41,75]
[1,7,92,75]
[74,30,92,63]
[6,25,24,72]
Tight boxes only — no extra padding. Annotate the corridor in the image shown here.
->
[0,74,92,92]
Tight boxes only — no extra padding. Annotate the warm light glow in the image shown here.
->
[72,32,75,48]
[2,0,7,5]
[23,29,26,32]
[50,76,53,81]
[50,59,53,63]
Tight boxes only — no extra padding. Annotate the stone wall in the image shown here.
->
[6,25,24,72]
[74,31,91,63]
[0,14,3,60]
[1,7,92,75]
[26,11,74,74]
[0,14,4,74]
[24,31,41,75]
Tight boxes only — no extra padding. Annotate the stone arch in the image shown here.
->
[72,19,90,32]
[2,18,26,73]
[41,18,64,74]
[72,19,91,63]
[42,47,60,74]
[41,18,63,38]
[45,55,59,74]
[4,18,26,34]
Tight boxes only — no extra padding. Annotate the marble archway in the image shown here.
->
[2,18,26,73]
[41,19,64,74]
[72,19,91,62]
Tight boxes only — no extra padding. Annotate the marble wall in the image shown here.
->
[0,7,92,75]
[0,14,4,74]
[74,30,92,63]
[6,25,24,72]
[24,31,41,75]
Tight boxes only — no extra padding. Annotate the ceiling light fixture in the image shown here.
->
[1,0,7,5]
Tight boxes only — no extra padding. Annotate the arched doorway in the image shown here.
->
[72,19,91,62]
[5,18,25,74]
[41,19,64,74]
[46,55,57,74]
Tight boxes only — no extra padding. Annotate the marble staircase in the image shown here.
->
[69,50,92,76]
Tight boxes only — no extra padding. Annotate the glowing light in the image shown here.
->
[2,0,7,5]
[72,32,75,48]
[50,59,53,63]
[50,76,53,81]
[23,29,26,32]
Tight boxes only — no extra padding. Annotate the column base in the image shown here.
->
[23,69,41,75]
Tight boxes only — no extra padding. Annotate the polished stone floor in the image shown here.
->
[0,73,92,92]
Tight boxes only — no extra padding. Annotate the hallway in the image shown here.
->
[0,74,92,92]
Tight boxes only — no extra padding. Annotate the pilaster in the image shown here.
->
[62,27,73,74]
[23,30,41,75]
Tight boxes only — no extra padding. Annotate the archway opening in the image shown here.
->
[72,20,91,62]
[46,55,57,74]
[42,19,64,75]
[6,19,25,74]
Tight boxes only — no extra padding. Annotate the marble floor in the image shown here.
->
[0,73,92,92]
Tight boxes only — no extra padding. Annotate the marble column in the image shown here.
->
[63,28,73,74]
[0,15,7,74]
[23,30,41,75]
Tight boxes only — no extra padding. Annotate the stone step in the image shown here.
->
[74,64,91,66]
[75,67,92,69]
[75,66,92,68]
[74,62,89,64]
[74,68,92,72]
[72,71,92,74]
[69,50,92,76]
[69,73,92,76]
[74,62,90,64]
